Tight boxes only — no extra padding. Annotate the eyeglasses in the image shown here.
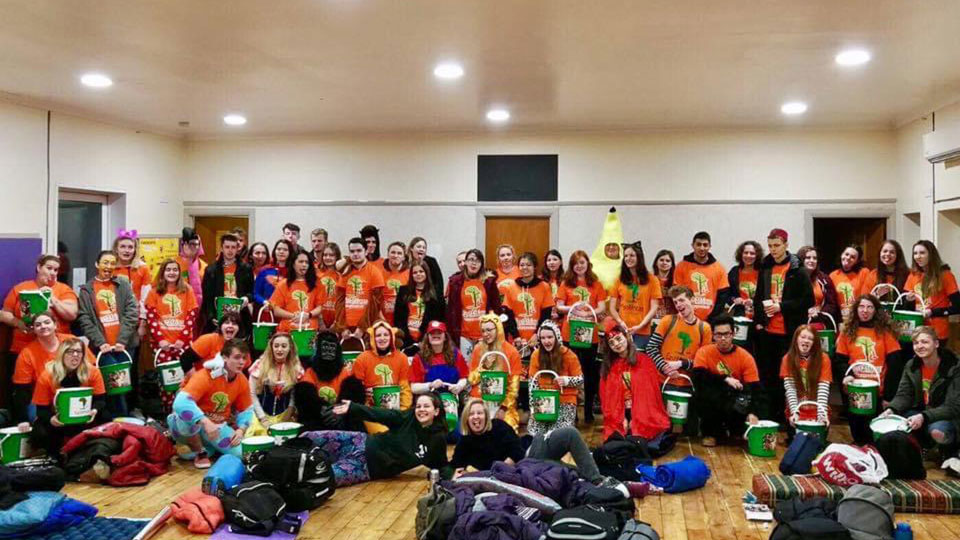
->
[64,349,84,356]
[714,331,734,338]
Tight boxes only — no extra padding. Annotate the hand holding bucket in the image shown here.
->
[892,292,926,343]
[478,351,510,404]
[794,400,829,440]
[154,348,184,393]
[844,362,882,416]
[291,315,317,357]
[808,312,837,357]
[530,370,560,423]
[252,305,278,351]
[870,284,900,307]
[96,349,134,396]
[661,373,694,425]
[567,302,598,349]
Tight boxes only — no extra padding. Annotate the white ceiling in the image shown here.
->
[1,0,959,137]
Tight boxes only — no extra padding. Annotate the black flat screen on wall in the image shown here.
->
[477,154,558,201]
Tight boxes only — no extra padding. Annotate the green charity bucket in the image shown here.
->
[814,312,837,357]
[17,289,51,324]
[661,374,694,425]
[373,385,402,410]
[215,296,244,322]
[530,370,561,423]
[732,316,751,346]
[54,386,94,425]
[870,415,911,441]
[154,349,184,393]
[892,292,926,343]
[0,427,31,464]
[871,284,900,314]
[340,335,366,372]
[252,305,277,351]
[795,420,828,441]
[242,435,276,455]
[268,421,302,445]
[744,420,780,458]
[291,319,318,358]
[479,351,511,403]
[440,392,459,431]
[97,350,134,396]
[845,362,881,416]
[567,302,598,349]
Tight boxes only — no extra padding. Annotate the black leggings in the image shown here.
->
[568,343,599,421]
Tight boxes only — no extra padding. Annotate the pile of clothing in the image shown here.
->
[60,421,175,486]
[0,492,97,538]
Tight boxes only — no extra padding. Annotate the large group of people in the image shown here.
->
[2,220,959,488]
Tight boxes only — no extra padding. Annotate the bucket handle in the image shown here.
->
[479,351,511,373]
[742,421,767,441]
[807,311,837,331]
[340,336,367,351]
[661,373,694,393]
[530,370,559,392]
[257,305,275,324]
[844,361,881,381]
[870,284,900,299]
[96,348,133,368]
[893,291,926,312]
[567,301,598,323]
[796,400,827,418]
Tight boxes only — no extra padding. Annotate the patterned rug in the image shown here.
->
[752,473,960,514]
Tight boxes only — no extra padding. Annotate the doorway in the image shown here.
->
[194,216,250,266]
[812,217,887,273]
[58,192,109,287]
[484,216,551,270]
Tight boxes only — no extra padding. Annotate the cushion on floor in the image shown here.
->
[752,473,960,514]
[18,516,149,540]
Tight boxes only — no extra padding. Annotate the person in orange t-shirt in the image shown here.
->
[780,325,832,428]
[494,244,522,303]
[270,251,323,339]
[335,238,386,340]
[527,321,582,435]
[673,232,730,321]
[862,240,910,303]
[178,312,245,375]
[692,314,762,446]
[837,295,901,444]
[503,253,555,355]
[829,245,871,320]
[445,249,501,358]
[314,243,342,328]
[468,314,523,430]
[381,242,411,326]
[540,249,565,305]
[609,243,662,350]
[145,259,199,357]
[351,321,412,410]
[903,240,960,341]
[725,241,763,323]
[1,254,78,354]
[113,233,152,338]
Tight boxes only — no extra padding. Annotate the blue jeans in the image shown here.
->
[632,334,650,350]
[928,420,956,445]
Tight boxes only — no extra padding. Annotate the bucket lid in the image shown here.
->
[375,385,401,391]
[0,427,28,435]
[254,322,278,327]
[796,420,825,427]
[56,386,93,395]
[870,417,909,433]
[663,390,692,398]
[848,379,880,389]
[113,417,145,425]
[748,420,779,429]
[243,436,275,445]
[892,310,923,317]
[270,422,302,431]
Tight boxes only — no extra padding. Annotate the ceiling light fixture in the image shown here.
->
[835,49,871,67]
[80,73,113,88]
[223,114,247,126]
[433,62,464,80]
[780,101,808,116]
[486,108,510,122]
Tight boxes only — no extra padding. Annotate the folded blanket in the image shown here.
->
[0,492,98,538]
[636,455,711,494]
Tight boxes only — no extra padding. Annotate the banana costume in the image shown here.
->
[591,207,625,290]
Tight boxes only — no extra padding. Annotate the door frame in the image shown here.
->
[475,205,559,253]
[52,187,127,252]
[804,206,896,247]
[183,207,256,237]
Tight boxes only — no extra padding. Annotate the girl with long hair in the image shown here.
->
[394,261,445,349]
[270,251,322,343]
[540,249,565,302]
[407,236,445,301]
[609,242,661,349]
[247,333,315,433]
[904,240,960,341]
[410,321,468,396]
[247,242,271,280]
[653,249,677,318]
[863,240,910,302]
[726,241,763,319]
[796,246,841,324]
[112,232,152,307]
[445,249,501,358]
[145,258,199,413]
[467,313,522,430]
[829,244,870,319]
[502,252,555,356]
[254,239,293,307]
[315,242,342,328]
[527,321,582,435]
[780,325,832,429]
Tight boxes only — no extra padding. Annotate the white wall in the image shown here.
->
[0,101,48,237]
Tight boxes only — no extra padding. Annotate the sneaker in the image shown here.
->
[194,452,212,469]
[702,436,717,447]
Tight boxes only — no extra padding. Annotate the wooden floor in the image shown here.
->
[62,421,960,540]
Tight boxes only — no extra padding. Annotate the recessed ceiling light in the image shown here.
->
[835,49,871,67]
[433,62,464,80]
[223,114,247,126]
[486,108,510,122]
[781,101,808,116]
[80,73,113,88]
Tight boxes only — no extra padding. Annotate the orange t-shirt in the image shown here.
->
[830,268,870,316]
[93,280,121,345]
[114,264,152,302]
[381,268,410,325]
[460,278,489,340]
[557,278,608,342]
[314,269,339,328]
[836,326,900,391]
[693,344,760,383]
[653,314,712,382]
[270,278,320,332]
[779,352,833,402]
[737,268,758,319]
[337,263,386,328]
[468,342,523,399]
[308,367,351,404]
[528,346,582,404]
[504,281,556,340]
[609,277,662,335]
[674,259,729,320]
[145,287,198,343]
[352,350,410,408]
[903,269,960,340]
[766,261,791,335]
[813,279,824,309]
[922,363,936,405]
[32,366,106,406]
[14,333,95,385]
[191,333,225,361]
[222,263,238,297]
[496,267,522,301]
[405,290,427,342]
[3,280,78,353]
[862,270,898,301]
[182,368,253,424]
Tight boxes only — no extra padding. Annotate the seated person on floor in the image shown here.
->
[410,321,468,397]
[781,324,832,434]
[467,313,522,430]
[526,320,583,436]
[177,311,245,377]
[692,313,764,447]
[351,320,412,410]
[168,338,255,468]
[246,332,318,435]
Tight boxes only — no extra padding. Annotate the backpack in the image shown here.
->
[874,431,925,480]
[770,497,850,540]
[220,481,286,537]
[0,458,66,492]
[836,484,895,540]
[547,505,626,540]
[246,438,336,512]
[202,454,246,497]
[780,431,824,475]
[415,483,458,540]
[593,433,653,481]
[618,519,660,540]
[813,444,888,487]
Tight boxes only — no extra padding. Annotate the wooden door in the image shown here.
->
[812,217,887,274]
[485,216,551,270]
[193,216,249,266]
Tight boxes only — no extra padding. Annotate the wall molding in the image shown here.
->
[184,198,897,208]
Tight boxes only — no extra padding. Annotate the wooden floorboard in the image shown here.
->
[59,420,960,539]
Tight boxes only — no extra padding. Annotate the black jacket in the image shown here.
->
[753,252,813,337]
[889,347,960,434]
[423,255,445,303]
[200,258,254,331]
[450,418,525,471]
[392,284,446,348]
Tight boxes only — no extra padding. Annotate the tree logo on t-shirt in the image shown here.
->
[163,294,182,317]
[854,336,878,362]
[690,272,709,296]
[517,291,535,315]
[387,279,403,293]
[321,276,337,297]
[317,386,337,403]
[740,282,756,298]
[573,286,590,303]
[678,331,693,352]
[224,274,237,295]
[348,276,364,296]
[771,274,786,302]
[836,282,855,305]
[211,391,229,413]
[96,289,116,311]
[717,361,731,376]
[465,286,483,308]
[292,290,310,310]
[374,364,394,385]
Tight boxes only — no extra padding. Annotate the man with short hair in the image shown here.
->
[335,237,385,340]
[674,232,730,322]
[200,234,254,332]
[752,228,813,424]
[229,227,248,261]
[310,228,328,267]
[282,222,307,254]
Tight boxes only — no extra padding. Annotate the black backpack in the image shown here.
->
[780,431,824,475]
[875,430,925,480]
[618,519,660,540]
[547,505,627,540]
[0,458,66,493]
[415,483,459,540]
[770,497,850,540]
[593,433,653,482]
[246,437,336,512]
[220,481,287,537]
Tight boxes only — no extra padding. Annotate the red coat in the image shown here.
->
[599,352,670,440]
[62,421,175,486]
